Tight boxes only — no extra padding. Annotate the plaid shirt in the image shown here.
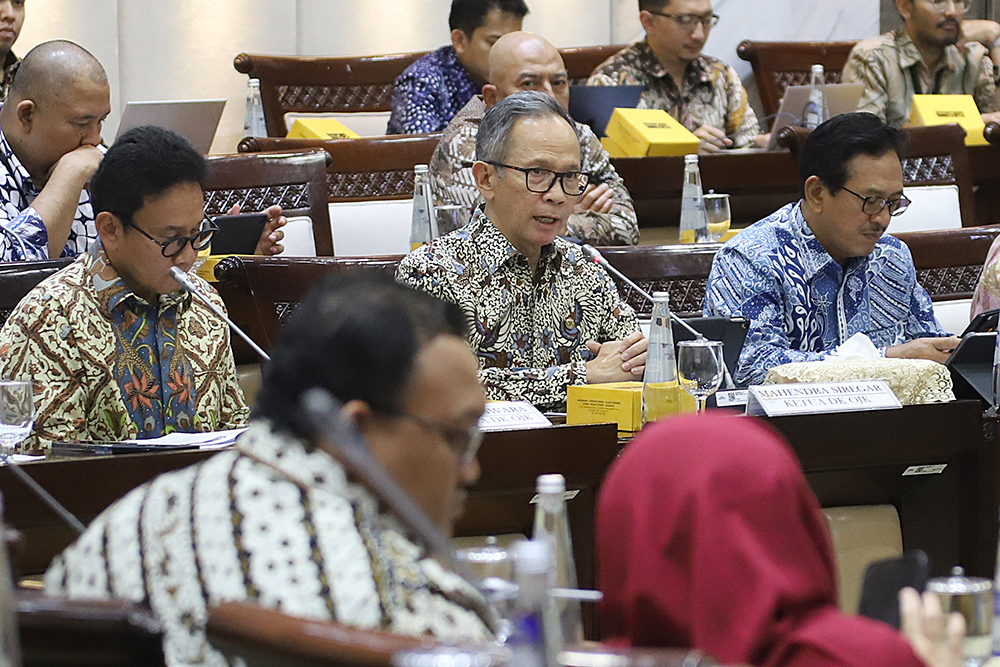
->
[704,202,947,387]
[429,96,639,245]
[843,28,1000,127]
[587,39,761,149]
[396,208,639,410]
[387,46,479,135]
[0,120,97,261]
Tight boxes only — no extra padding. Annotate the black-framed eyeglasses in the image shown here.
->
[116,214,218,258]
[383,409,483,465]
[647,10,720,29]
[841,187,912,217]
[485,161,591,196]
[926,0,970,14]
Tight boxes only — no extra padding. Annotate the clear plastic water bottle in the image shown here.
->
[679,154,710,244]
[508,540,561,667]
[803,64,829,130]
[243,78,267,138]
[410,164,433,250]
[643,292,687,423]
[532,474,583,646]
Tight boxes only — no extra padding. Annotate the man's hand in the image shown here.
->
[47,144,104,189]
[886,336,961,364]
[899,588,965,667]
[584,331,648,383]
[574,183,614,215]
[982,111,1000,125]
[225,203,286,256]
[961,19,1000,49]
[753,133,771,150]
[34,144,105,258]
[694,124,732,155]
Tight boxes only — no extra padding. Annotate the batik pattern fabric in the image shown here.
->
[843,28,1000,128]
[428,96,639,245]
[703,202,947,387]
[45,421,494,667]
[387,46,479,135]
[587,40,761,149]
[972,233,1000,317]
[0,120,97,261]
[0,245,249,451]
[396,209,639,410]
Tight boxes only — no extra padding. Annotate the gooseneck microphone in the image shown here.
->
[0,451,86,534]
[169,266,271,363]
[579,243,704,339]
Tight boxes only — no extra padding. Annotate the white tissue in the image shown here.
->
[825,332,881,360]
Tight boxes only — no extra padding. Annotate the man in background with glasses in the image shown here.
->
[705,113,958,387]
[588,0,763,153]
[844,0,1000,128]
[398,91,647,411]
[0,125,250,450]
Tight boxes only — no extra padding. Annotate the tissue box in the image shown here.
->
[909,94,987,146]
[287,117,359,140]
[604,108,700,157]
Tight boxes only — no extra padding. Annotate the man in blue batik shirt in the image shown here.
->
[386,0,528,135]
[704,112,960,387]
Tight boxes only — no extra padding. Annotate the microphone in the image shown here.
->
[0,451,85,535]
[579,244,703,339]
[169,267,271,362]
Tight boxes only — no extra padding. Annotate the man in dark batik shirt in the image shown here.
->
[387,0,528,135]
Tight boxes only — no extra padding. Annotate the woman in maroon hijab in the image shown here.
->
[596,414,963,667]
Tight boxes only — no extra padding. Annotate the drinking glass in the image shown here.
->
[704,193,731,242]
[455,536,515,644]
[677,339,725,414]
[433,204,472,237]
[927,567,993,667]
[0,380,34,457]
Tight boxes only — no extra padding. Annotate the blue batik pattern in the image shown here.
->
[704,202,947,387]
[387,46,479,135]
[0,118,97,261]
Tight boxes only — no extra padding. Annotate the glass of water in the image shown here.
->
[0,380,34,457]
[455,536,515,644]
[704,192,731,243]
[677,339,725,414]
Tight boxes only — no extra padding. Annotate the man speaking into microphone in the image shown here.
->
[0,126,249,451]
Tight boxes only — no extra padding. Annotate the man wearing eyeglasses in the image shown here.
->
[587,0,763,153]
[844,0,1000,128]
[0,125,249,450]
[398,91,646,411]
[704,113,959,387]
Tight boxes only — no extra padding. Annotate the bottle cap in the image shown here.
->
[811,63,824,75]
[684,154,699,164]
[536,473,565,494]
[414,163,429,174]
[512,539,553,575]
[652,291,670,303]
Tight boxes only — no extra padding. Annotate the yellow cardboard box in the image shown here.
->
[605,108,700,157]
[287,117,359,140]
[909,94,987,146]
[600,134,628,158]
[567,381,644,432]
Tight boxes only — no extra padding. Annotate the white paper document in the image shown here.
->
[122,428,248,450]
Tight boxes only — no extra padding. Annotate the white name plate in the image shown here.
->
[745,381,901,417]
[478,401,552,432]
[715,389,749,407]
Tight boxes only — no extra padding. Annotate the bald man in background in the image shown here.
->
[429,31,639,245]
[0,40,285,262]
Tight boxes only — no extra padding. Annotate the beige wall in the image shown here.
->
[14,0,877,154]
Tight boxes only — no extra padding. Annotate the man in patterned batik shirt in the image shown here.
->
[704,113,959,387]
[398,91,647,411]
[0,126,249,451]
[430,31,639,245]
[0,40,285,262]
[588,0,764,153]
[47,275,494,667]
[387,0,528,134]
[843,0,1000,127]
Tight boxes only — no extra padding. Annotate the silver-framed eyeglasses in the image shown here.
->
[841,187,912,217]
[647,10,720,29]
[117,213,218,258]
[386,409,483,465]
[926,0,970,14]
[485,161,591,196]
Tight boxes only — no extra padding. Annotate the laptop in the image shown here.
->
[115,99,227,154]
[568,85,644,136]
[766,83,864,151]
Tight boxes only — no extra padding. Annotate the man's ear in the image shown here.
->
[895,0,913,21]
[803,175,828,212]
[482,84,500,107]
[15,99,36,132]
[472,161,496,202]
[95,211,125,252]
[639,10,656,34]
[451,28,469,56]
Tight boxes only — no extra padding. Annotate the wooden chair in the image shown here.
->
[776,123,979,227]
[203,149,334,255]
[233,52,424,137]
[17,590,166,667]
[597,244,721,318]
[561,44,623,84]
[736,40,858,123]
[0,259,73,329]
[894,225,1000,302]
[239,134,441,202]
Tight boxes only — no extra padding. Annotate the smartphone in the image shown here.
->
[209,212,268,255]
[962,308,1000,337]
[857,551,930,629]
